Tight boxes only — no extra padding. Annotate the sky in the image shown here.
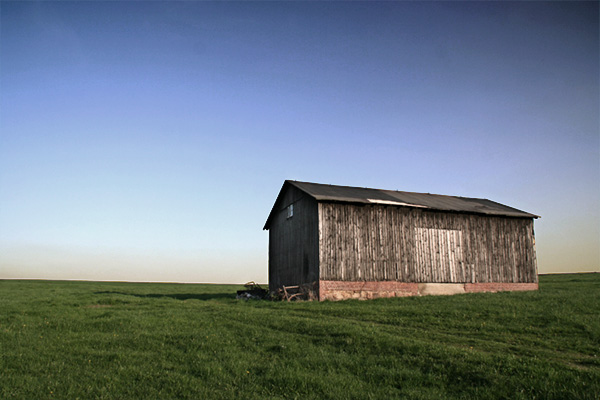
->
[1,1,598,283]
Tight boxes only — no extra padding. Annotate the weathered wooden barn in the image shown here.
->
[263,180,539,300]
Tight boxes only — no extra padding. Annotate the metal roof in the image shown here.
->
[264,180,539,229]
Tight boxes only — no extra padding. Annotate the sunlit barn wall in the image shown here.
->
[318,203,538,284]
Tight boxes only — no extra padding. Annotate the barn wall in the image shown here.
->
[268,186,319,292]
[318,203,538,284]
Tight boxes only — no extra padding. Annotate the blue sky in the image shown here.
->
[1,1,598,283]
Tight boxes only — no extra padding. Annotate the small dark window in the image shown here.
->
[286,204,294,219]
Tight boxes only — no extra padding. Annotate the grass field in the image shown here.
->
[1,274,598,399]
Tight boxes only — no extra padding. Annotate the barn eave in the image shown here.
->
[264,180,539,230]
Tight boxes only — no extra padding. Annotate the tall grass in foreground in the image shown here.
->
[1,274,598,399]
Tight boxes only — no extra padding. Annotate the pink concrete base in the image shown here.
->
[318,280,538,301]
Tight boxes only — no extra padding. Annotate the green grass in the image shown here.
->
[1,274,598,399]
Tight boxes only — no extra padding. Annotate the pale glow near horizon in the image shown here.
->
[1,2,598,282]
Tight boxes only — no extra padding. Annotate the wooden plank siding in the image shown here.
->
[268,186,319,292]
[318,203,538,284]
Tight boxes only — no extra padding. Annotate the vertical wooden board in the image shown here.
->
[365,207,371,280]
[399,209,407,281]
[476,216,484,282]
[517,222,527,282]
[524,220,532,282]
[421,212,427,282]
[392,208,398,280]
[413,217,421,282]
[488,218,495,283]
[449,227,456,282]
[517,221,525,282]
[502,219,509,282]
[330,204,335,280]
[362,207,369,280]
[433,218,440,282]
[484,217,491,283]
[442,217,449,282]
[502,218,515,282]
[358,207,365,280]
[386,208,392,280]
[492,218,499,282]
[328,204,332,279]
[336,205,341,280]
[387,208,392,280]
[349,206,355,280]
[377,209,382,281]
[346,206,355,281]
[416,222,423,282]
[352,209,366,280]
[353,207,358,280]
[408,211,415,281]
[451,227,458,282]
[459,229,466,281]
[327,204,331,279]
[435,226,442,282]
[447,227,454,282]
[423,223,431,282]
[416,222,422,282]
[419,219,426,282]
[439,217,447,282]
[339,205,345,280]
[392,208,399,280]
[346,206,352,280]
[356,207,363,280]
[496,218,501,282]
[477,216,484,282]
[405,209,411,281]
[384,207,392,280]
[511,236,517,283]
[498,219,505,281]
[371,207,377,280]
[427,218,435,282]
[380,207,387,280]
[467,215,476,283]
[336,205,342,280]
[438,214,450,282]
[432,227,438,281]
[377,207,384,280]
[455,229,462,282]
[504,219,512,281]
[481,217,488,282]
[531,221,538,283]
[319,204,324,279]
[466,215,474,282]
[518,221,525,282]
[400,208,412,282]
[515,220,523,283]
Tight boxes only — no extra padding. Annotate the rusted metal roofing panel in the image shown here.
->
[264,180,539,229]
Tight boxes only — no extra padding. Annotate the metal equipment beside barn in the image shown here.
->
[263,180,540,301]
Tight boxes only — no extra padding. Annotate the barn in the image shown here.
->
[263,180,540,301]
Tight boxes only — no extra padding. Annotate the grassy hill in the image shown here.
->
[1,274,598,399]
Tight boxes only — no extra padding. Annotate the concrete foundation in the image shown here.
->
[318,280,538,301]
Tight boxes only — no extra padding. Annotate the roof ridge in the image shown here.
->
[289,180,490,201]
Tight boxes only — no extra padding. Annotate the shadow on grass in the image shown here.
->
[94,291,235,301]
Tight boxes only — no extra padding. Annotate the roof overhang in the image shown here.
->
[264,180,540,230]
